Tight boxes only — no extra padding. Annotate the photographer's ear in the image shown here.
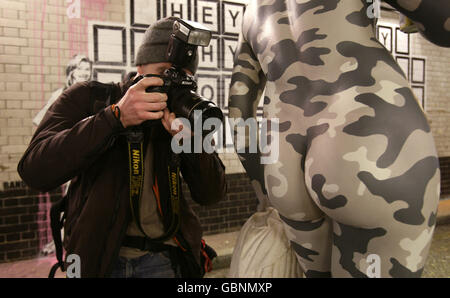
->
[136,65,145,76]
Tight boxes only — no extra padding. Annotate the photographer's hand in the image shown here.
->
[116,76,168,128]
[161,108,193,139]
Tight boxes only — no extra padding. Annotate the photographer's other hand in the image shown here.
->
[161,108,193,139]
[116,76,168,128]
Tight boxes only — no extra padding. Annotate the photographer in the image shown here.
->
[18,17,226,278]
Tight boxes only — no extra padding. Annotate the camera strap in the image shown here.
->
[126,129,181,243]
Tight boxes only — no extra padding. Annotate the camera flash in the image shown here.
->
[173,20,212,47]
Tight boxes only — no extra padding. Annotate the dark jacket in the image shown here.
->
[18,79,226,277]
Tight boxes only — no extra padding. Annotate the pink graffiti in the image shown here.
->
[32,0,48,106]
[37,192,52,251]
[33,0,109,104]
[68,0,107,57]
[31,0,108,256]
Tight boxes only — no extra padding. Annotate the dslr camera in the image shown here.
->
[134,19,223,130]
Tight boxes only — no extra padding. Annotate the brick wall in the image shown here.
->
[440,157,450,197]
[186,173,258,235]
[0,181,62,262]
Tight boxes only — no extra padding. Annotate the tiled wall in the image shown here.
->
[0,1,449,184]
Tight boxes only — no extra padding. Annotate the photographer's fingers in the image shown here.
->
[139,101,167,113]
[142,92,167,103]
[142,110,164,120]
[133,76,164,92]
[116,76,168,127]
[128,101,166,122]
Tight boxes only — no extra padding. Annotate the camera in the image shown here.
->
[134,19,223,130]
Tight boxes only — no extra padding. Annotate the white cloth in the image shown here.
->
[228,207,303,278]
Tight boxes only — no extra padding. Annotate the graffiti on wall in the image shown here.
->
[33,55,93,126]
[27,0,108,253]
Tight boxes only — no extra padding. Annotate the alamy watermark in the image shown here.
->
[170,111,280,164]
[66,0,81,19]
[366,254,381,278]
[66,253,81,278]
[366,0,381,19]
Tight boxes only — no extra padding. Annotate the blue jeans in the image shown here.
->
[109,251,179,278]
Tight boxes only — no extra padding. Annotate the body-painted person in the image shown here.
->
[229,0,449,277]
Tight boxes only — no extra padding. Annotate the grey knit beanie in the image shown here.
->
[135,16,199,74]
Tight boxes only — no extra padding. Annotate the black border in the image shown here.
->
[411,57,426,84]
[395,56,410,81]
[221,36,238,71]
[130,28,147,66]
[195,0,220,34]
[93,68,126,82]
[197,35,220,71]
[130,0,160,27]
[412,85,425,109]
[395,27,410,55]
[93,25,127,66]
[0,279,434,295]
[377,25,392,53]
[221,1,246,36]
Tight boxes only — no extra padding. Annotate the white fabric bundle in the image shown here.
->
[228,207,303,278]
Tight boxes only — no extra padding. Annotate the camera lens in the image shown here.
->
[169,89,223,133]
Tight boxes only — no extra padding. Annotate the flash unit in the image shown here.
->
[173,19,212,47]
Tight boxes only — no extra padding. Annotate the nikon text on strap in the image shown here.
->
[126,128,181,243]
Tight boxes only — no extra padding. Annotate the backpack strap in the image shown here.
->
[89,81,121,115]
[48,196,67,278]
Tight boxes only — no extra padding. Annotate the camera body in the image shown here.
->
[134,19,223,129]
[142,67,223,127]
